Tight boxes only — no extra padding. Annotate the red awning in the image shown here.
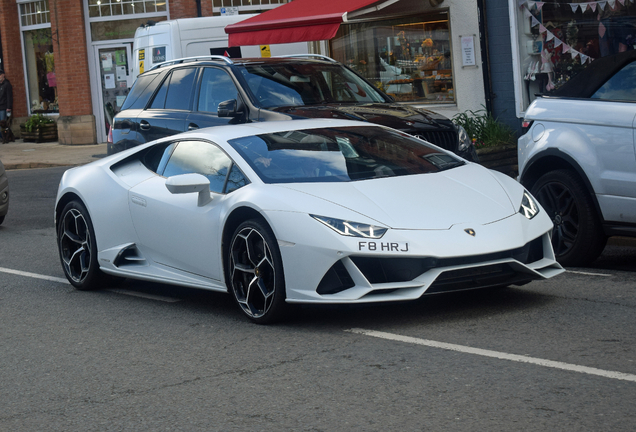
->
[225,0,384,47]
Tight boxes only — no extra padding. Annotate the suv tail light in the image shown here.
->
[107,125,113,143]
[521,120,533,135]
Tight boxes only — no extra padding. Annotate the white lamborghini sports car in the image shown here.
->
[55,119,563,323]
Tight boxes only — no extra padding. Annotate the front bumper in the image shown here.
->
[267,210,563,304]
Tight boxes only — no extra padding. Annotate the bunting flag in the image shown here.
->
[519,2,605,64]
[517,0,634,12]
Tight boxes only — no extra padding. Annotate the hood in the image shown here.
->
[269,103,455,133]
[279,164,516,230]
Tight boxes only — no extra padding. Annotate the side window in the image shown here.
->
[121,72,162,110]
[162,140,234,193]
[225,164,249,193]
[592,61,636,101]
[165,68,197,110]
[149,68,196,110]
[142,142,176,173]
[149,74,169,109]
[197,68,239,113]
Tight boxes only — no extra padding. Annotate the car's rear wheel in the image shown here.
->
[0,215,4,225]
[57,200,112,290]
[531,169,606,266]
[227,219,287,324]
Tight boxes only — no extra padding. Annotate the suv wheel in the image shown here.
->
[530,169,607,267]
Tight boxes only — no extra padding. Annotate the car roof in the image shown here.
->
[551,50,636,98]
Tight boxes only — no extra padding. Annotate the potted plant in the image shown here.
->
[20,114,58,143]
[453,108,518,177]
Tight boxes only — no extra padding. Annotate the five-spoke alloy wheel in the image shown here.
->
[57,200,107,289]
[228,219,286,324]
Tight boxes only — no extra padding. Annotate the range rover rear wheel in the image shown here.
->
[531,169,606,267]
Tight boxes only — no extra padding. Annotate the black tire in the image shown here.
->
[530,169,607,266]
[57,200,114,290]
[226,219,287,324]
[0,215,4,225]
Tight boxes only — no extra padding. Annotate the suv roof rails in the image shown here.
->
[150,55,235,71]
[272,54,338,62]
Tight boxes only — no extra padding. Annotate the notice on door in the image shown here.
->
[104,73,115,89]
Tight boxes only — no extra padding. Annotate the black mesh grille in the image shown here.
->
[426,264,534,294]
[412,131,458,152]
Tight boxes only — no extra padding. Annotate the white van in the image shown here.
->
[133,15,309,78]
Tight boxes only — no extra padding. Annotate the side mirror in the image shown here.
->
[165,173,212,207]
[218,99,239,117]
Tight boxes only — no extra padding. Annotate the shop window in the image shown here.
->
[331,12,454,104]
[88,0,167,18]
[514,0,636,110]
[22,28,57,114]
[212,0,289,13]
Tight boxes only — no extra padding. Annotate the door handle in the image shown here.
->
[139,120,150,130]
[188,123,199,131]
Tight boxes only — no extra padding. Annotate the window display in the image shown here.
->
[330,12,454,104]
[515,0,636,110]
[23,29,57,114]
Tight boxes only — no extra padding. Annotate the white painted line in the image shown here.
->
[0,266,180,303]
[566,270,612,277]
[0,266,70,284]
[347,328,636,383]
[108,289,181,303]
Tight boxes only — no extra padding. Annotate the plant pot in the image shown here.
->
[476,143,518,177]
[20,123,58,143]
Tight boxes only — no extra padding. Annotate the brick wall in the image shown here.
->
[0,0,27,117]
[50,0,92,117]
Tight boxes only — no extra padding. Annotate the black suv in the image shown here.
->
[110,55,477,161]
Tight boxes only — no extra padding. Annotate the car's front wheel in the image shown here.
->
[531,169,606,266]
[227,219,287,324]
[57,200,111,290]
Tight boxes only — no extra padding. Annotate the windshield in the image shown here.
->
[229,126,464,184]
[238,63,387,108]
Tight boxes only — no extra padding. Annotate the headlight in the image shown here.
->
[519,191,539,219]
[457,125,472,152]
[311,215,388,239]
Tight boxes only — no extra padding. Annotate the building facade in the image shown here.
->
[0,0,488,145]
[484,0,636,133]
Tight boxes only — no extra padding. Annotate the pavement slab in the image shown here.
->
[0,139,107,170]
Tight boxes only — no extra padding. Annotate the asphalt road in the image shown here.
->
[1,167,635,431]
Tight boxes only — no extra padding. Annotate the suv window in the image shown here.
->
[197,68,238,113]
[150,68,197,110]
[121,72,162,110]
[591,61,636,101]
[162,140,247,193]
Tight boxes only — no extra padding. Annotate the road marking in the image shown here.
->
[0,266,70,284]
[566,270,612,277]
[108,289,181,303]
[0,266,180,303]
[347,328,636,383]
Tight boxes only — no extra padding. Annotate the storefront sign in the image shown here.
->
[461,35,476,67]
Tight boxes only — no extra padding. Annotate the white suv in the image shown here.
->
[518,50,636,266]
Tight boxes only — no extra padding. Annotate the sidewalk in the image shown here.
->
[0,139,107,170]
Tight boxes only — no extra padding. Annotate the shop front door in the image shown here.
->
[94,44,133,143]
